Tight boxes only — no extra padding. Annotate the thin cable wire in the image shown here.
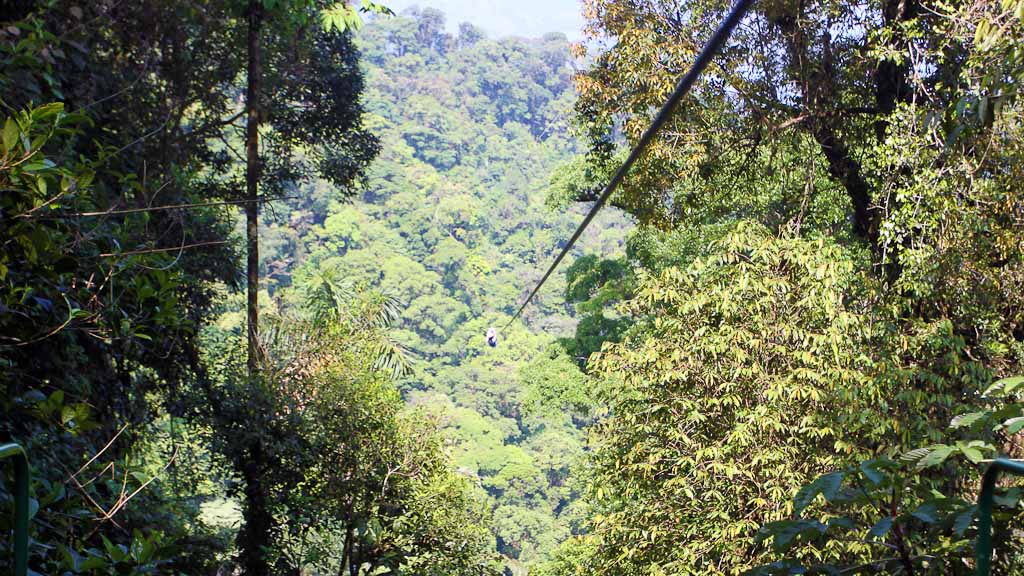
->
[503,0,755,330]
[72,195,299,217]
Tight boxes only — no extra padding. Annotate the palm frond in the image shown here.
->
[304,266,355,327]
[257,315,328,384]
[372,334,415,380]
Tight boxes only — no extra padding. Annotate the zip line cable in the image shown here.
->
[502,0,755,330]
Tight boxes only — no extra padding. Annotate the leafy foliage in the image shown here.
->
[556,224,886,574]
[749,375,1024,575]
[0,0,246,566]
[541,0,1024,575]
[254,10,629,571]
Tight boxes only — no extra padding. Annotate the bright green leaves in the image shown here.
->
[556,213,1024,574]
[1,104,84,206]
[955,441,989,465]
[29,101,64,121]
[950,411,990,429]
[320,1,392,33]
[571,223,884,573]
[25,389,96,436]
[270,19,597,569]
[200,303,499,575]
[320,3,365,32]
[520,345,593,417]
[973,3,1022,51]
[549,1,1024,574]
[0,104,99,346]
[560,254,633,365]
[1,103,63,160]
[71,529,171,572]
[901,374,1024,470]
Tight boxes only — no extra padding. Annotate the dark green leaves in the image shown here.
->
[859,458,896,486]
[867,517,893,540]
[794,472,844,515]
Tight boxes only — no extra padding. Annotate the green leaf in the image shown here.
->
[917,445,956,469]
[860,459,891,485]
[911,502,937,523]
[29,135,46,152]
[360,0,394,15]
[756,519,827,551]
[953,506,975,536]
[903,444,957,469]
[30,102,63,120]
[61,405,77,425]
[1006,416,1024,434]
[956,441,984,464]
[40,482,65,507]
[901,446,933,462]
[950,411,989,429]
[985,376,1024,397]
[130,529,148,562]
[793,471,844,515]
[994,487,1021,508]
[974,19,990,47]
[2,117,18,152]
[868,516,893,539]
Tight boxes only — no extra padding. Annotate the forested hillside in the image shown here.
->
[257,9,628,571]
[0,1,619,573]
[536,0,1024,574]
[4,1,1024,575]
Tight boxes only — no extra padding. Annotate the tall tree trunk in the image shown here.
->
[240,444,273,576]
[771,9,882,253]
[241,3,270,575]
[339,519,355,576]
[349,521,359,576]
[874,0,917,141]
[810,122,876,246]
[246,0,263,379]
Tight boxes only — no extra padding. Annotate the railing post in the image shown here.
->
[0,443,28,576]
[976,458,1024,576]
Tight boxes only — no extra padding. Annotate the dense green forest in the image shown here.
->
[2,0,1024,575]
[257,10,628,572]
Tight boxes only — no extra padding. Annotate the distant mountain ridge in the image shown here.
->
[386,0,585,40]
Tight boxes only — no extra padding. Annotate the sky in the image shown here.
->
[383,0,586,40]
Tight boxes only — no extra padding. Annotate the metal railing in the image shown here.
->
[975,458,1024,576]
[0,442,28,576]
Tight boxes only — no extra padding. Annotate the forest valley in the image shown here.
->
[1,0,1024,575]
